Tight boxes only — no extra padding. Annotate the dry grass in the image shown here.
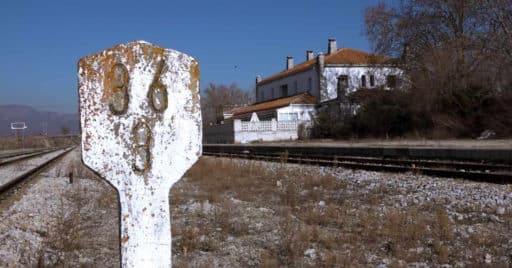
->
[0,136,78,151]
[7,152,506,267]
[0,136,44,150]
[171,157,512,267]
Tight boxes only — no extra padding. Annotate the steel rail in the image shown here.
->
[0,147,64,167]
[0,148,56,160]
[219,151,512,172]
[0,147,75,193]
[203,151,512,184]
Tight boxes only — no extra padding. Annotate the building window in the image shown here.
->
[280,84,288,97]
[271,88,275,99]
[294,81,298,93]
[361,75,367,88]
[370,75,375,87]
[337,75,349,98]
[386,75,397,88]
[260,89,264,100]
[280,112,298,121]
[308,78,312,92]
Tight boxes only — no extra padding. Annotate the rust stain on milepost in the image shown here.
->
[188,60,200,112]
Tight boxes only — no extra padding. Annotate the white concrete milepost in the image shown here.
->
[78,41,202,267]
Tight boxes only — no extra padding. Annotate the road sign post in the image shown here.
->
[78,41,202,267]
[11,122,27,149]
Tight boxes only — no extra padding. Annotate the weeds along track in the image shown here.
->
[0,147,75,193]
[203,145,512,184]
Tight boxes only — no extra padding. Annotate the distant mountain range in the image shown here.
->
[0,105,79,136]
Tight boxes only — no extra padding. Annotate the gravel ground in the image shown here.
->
[172,158,512,267]
[0,152,511,267]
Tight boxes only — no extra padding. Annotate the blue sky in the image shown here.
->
[0,0,387,113]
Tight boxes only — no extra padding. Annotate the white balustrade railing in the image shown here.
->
[237,119,308,132]
[277,121,298,130]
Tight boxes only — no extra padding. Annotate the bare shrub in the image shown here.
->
[381,208,428,257]
[174,225,215,254]
[433,241,450,264]
[435,207,454,241]
[298,224,319,244]
[280,181,300,208]
[43,188,86,263]
[276,217,301,266]
[259,250,279,268]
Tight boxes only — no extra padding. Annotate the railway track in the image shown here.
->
[0,147,75,193]
[0,147,64,166]
[203,146,512,184]
[0,148,56,160]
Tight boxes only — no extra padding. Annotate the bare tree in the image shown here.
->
[364,0,512,136]
[201,83,253,125]
[484,0,512,60]
[365,0,490,83]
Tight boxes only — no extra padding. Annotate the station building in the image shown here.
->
[255,39,403,106]
[205,39,404,143]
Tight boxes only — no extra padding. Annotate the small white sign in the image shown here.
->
[11,122,27,130]
[78,40,202,267]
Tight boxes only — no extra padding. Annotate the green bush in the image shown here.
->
[352,90,413,137]
[311,85,512,139]
[312,90,414,139]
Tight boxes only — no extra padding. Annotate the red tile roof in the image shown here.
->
[258,48,391,86]
[227,93,317,117]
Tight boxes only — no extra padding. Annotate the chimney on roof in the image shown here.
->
[317,52,325,72]
[286,56,294,70]
[306,50,314,61]
[328,38,337,55]
[255,75,262,100]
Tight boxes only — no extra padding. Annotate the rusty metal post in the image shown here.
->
[78,41,202,267]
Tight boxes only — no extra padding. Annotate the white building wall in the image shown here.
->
[256,68,319,102]
[322,66,403,102]
[276,104,316,121]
